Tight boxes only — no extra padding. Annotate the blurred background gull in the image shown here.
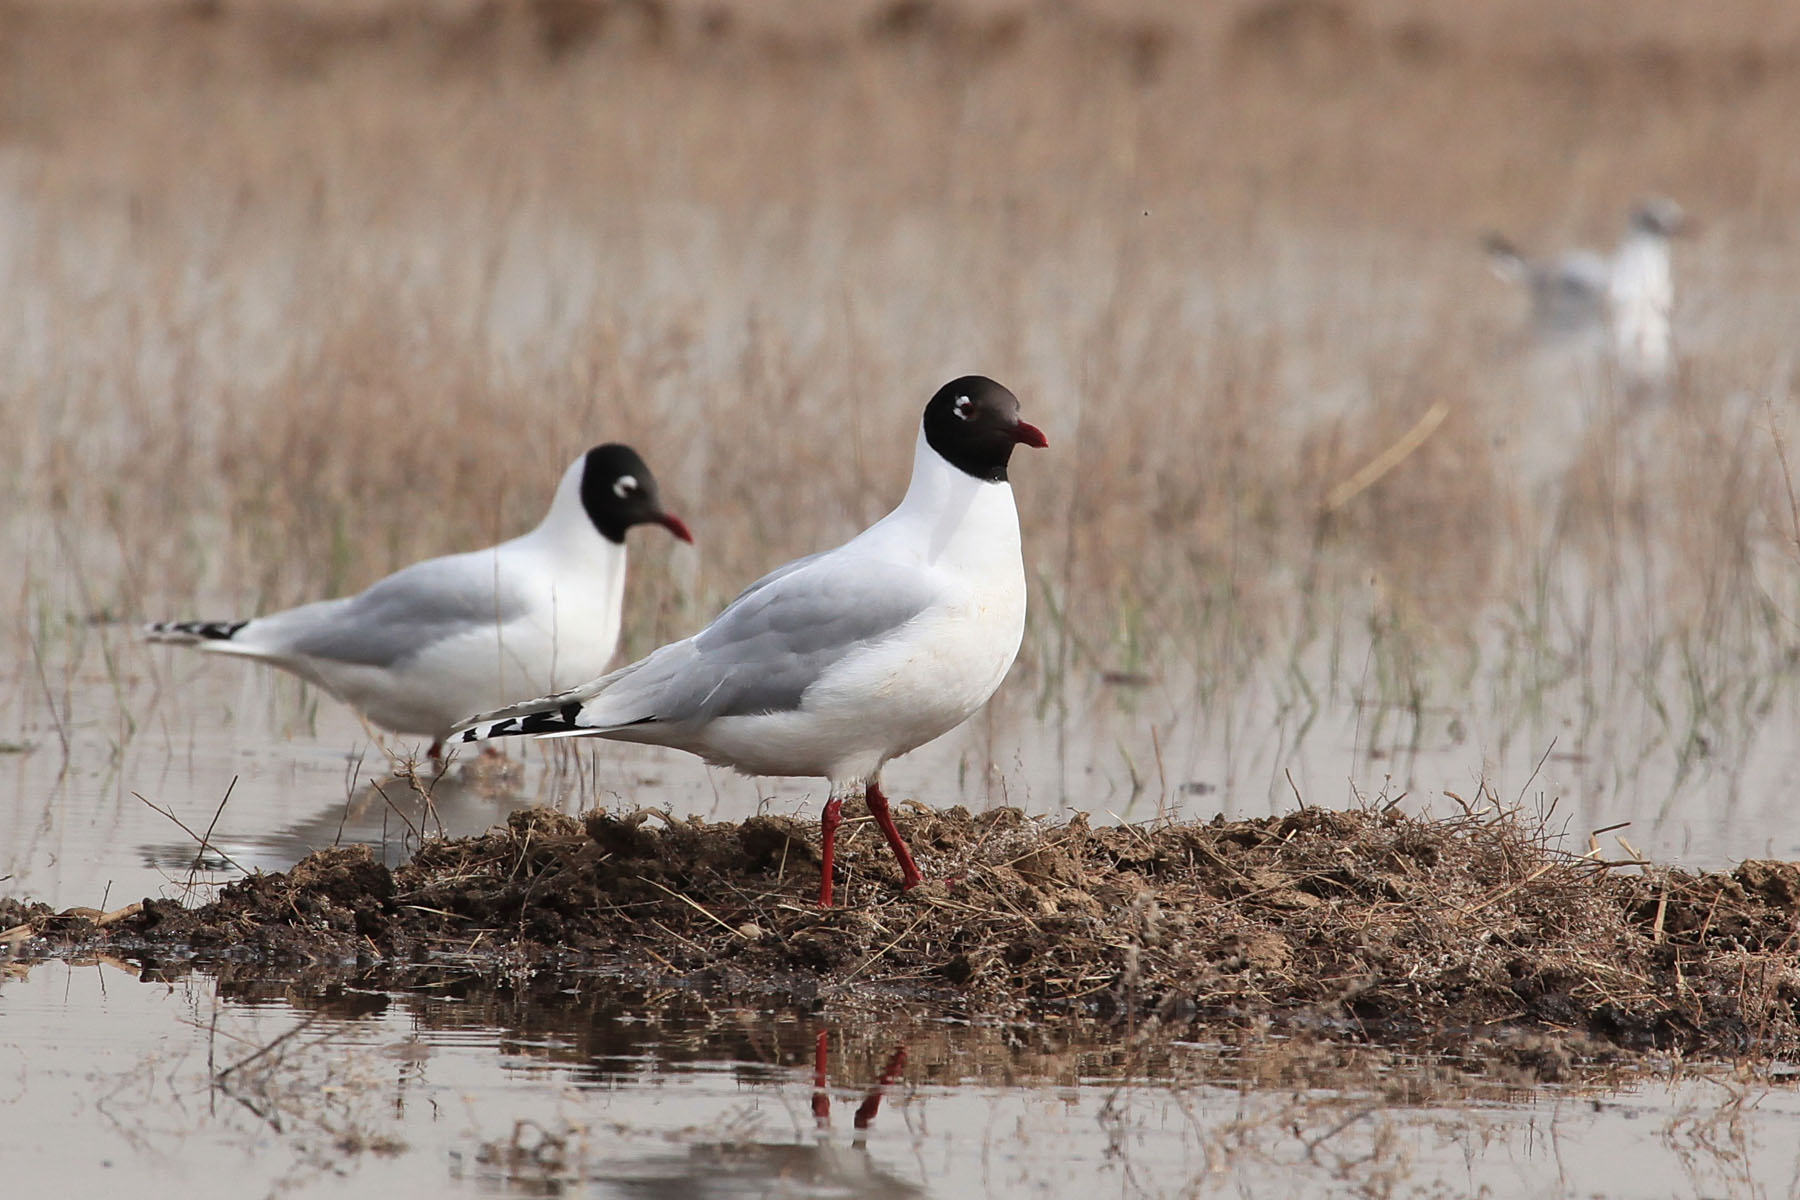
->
[1483,195,1694,388]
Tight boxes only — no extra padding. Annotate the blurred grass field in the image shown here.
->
[4,0,1800,839]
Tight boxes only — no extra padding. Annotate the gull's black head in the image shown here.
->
[578,444,693,544]
[921,376,1048,483]
[1628,196,1693,238]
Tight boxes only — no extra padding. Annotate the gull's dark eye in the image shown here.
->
[953,395,973,420]
[612,475,639,500]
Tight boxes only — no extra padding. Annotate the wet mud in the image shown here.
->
[7,805,1800,1062]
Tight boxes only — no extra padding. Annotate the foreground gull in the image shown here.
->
[1482,196,1693,382]
[454,376,1047,906]
[146,444,691,759]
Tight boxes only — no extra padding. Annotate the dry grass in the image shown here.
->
[2,1,1800,811]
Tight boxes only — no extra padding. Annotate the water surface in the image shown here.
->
[6,958,1798,1198]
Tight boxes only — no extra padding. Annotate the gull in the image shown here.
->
[145,444,691,760]
[453,376,1048,906]
[1483,196,1694,381]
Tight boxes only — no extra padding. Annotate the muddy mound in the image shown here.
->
[9,805,1800,1058]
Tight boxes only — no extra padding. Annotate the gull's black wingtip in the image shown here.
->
[457,702,583,743]
[515,702,584,736]
[144,618,250,643]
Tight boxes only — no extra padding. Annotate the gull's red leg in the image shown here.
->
[818,792,845,907]
[812,1030,831,1125]
[865,779,923,891]
[428,740,444,763]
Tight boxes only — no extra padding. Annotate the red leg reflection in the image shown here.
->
[812,1030,831,1125]
[853,1046,909,1129]
[813,1031,907,1132]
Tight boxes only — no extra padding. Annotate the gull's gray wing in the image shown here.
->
[725,548,830,607]
[1532,250,1610,333]
[579,555,937,729]
[261,553,529,670]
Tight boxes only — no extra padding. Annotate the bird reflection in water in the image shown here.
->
[813,1029,909,1136]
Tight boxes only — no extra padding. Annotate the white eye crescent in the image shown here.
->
[612,475,639,500]
[953,395,973,420]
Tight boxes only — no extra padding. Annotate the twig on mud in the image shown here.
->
[1652,875,1670,943]
[920,891,1046,937]
[1696,888,1725,944]
[1615,833,1652,873]
[186,776,240,894]
[1104,812,1157,851]
[397,762,446,840]
[1151,723,1170,820]
[647,918,707,954]
[843,911,933,982]
[135,783,248,880]
[1514,737,1557,807]
[996,835,1082,872]
[368,780,422,843]
[400,904,460,919]
[638,875,745,938]
[633,942,681,975]
[335,746,369,849]
[700,867,791,912]
[1458,831,1613,917]
[2,900,144,945]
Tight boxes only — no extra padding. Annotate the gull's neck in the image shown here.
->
[878,428,1021,565]
[524,457,624,564]
[1616,225,1672,270]
[1611,229,1672,301]
[1620,225,1669,249]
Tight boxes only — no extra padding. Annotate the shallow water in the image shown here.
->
[8,599,1800,917]
[5,958,1799,1199]
[9,640,1800,1196]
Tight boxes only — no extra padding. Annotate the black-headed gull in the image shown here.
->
[146,444,692,759]
[1483,197,1693,381]
[453,376,1048,906]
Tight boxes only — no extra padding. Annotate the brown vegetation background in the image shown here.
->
[4,0,1799,754]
